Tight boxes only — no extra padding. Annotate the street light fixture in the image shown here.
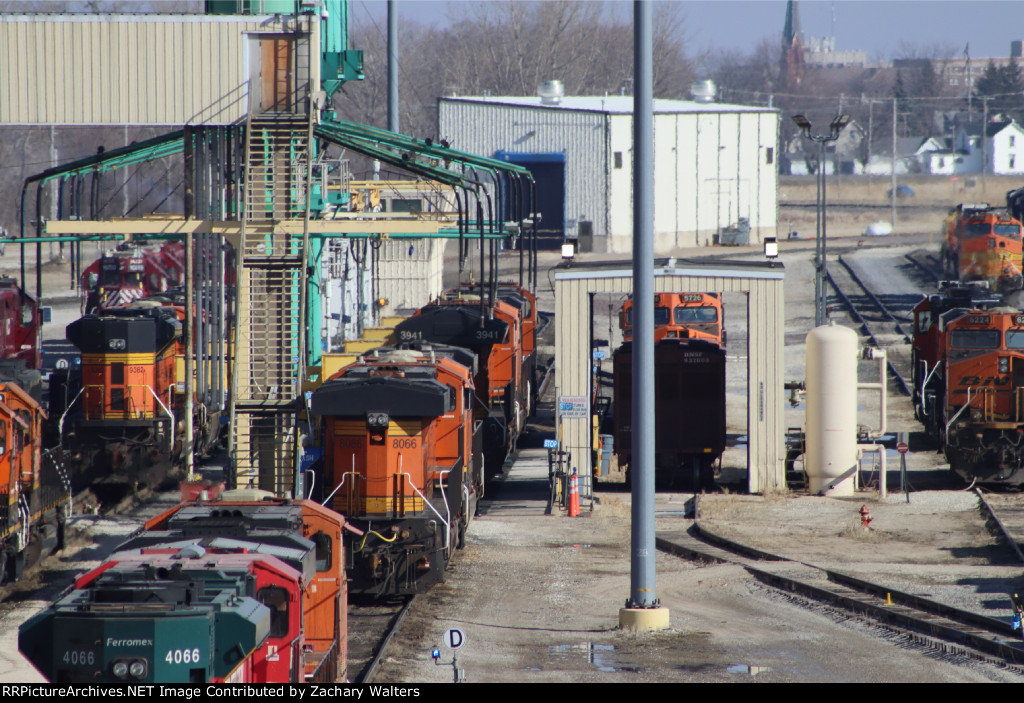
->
[792,113,850,327]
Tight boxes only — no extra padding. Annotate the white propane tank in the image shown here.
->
[805,323,858,496]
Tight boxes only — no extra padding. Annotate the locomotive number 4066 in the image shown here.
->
[166,648,202,664]
[62,649,96,665]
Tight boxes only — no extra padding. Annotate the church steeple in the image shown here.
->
[780,0,805,90]
[782,0,802,48]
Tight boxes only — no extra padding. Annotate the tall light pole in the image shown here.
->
[792,114,850,327]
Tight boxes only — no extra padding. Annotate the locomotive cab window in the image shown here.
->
[257,585,290,638]
[20,305,32,326]
[995,224,1022,239]
[963,223,991,238]
[653,307,670,325]
[916,311,932,334]
[1006,330,1024,349]
[950,329,1000,349]
[674,306,718,324]
[312,532,332,571]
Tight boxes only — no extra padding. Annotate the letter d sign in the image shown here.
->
[443,627,466,650]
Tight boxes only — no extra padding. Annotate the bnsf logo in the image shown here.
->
[956,375,1009,387]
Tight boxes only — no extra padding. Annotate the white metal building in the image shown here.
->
[439,94,779,254]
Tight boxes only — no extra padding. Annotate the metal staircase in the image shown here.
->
[229,112,314,494]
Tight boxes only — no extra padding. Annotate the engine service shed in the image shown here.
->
[554,258,786,494]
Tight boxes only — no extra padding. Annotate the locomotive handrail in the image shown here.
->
[946,387,977,434]
[145,385,175,453]
[434,468,453,556]
[917,360,944,418]
[397,464,451,558]
[57,387,85,444]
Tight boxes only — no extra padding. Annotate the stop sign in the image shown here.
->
[896,442,909,454]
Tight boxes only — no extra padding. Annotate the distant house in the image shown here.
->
[864,136,942,175]
[953,119,1024,175]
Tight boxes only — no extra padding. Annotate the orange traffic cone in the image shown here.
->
[568,469,580,517]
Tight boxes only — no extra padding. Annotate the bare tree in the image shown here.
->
[337,0,696,142]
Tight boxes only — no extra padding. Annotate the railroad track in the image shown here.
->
[824,254,913,396]
[349,596,416,683]
[903,251,944,286]
[658,523,1024,673]
[976,489,1024,565]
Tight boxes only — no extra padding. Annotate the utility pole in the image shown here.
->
[619,0,669,633]
[891,97,897,230]
[387,0,399,133]
[982,97,988,195]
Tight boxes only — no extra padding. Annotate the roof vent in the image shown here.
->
[538,80,564,105]
[690,79,717,103]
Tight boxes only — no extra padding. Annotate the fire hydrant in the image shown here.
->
[860,505,873,529]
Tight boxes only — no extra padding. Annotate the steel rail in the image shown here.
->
[903,252,943,285]
[824,265,912,397]
[657,524,1024,672]
[356,595,417,683]
[975,488,1024,566]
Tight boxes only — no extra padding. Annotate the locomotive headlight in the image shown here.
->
[108,338,126,350]
[1000,356,1010,373]
[112,660,129,678]
[367,412,390,429]
[129,659,148,679]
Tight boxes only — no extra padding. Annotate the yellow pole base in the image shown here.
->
[619,606,671,632]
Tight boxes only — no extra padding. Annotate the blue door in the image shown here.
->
[495,151,565,249]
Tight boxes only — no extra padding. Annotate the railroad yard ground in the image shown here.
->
[5,175,1024,683]
[375,175,1024,684]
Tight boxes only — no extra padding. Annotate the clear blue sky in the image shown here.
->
[350,1,1024,63]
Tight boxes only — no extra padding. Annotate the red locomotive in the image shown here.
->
[912,282,1024,484]
[311,343,481,596]
[82,241,185,313]
[0,276,44,370]
[19,492,347,683]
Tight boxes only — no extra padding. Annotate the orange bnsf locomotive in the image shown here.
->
[613,293,726,490]
[393,283,535,473]
[82,242,185,313]
[54,293,223,492]
[940,203,1024,293]
[310,344,481,597]
[620,292,723,343]
[912,283,1024,484]
[19,492,347,683]
[0,378,70,583]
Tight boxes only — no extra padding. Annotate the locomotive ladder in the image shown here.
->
[228,112,314,495]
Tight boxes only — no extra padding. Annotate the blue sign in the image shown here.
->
[543,438,559,449]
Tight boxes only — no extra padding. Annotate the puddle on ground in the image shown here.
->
[550,643,648,673]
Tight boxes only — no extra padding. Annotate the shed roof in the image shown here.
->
[441,95,776,115]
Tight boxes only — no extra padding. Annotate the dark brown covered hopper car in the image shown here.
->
[612,338,726,490]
